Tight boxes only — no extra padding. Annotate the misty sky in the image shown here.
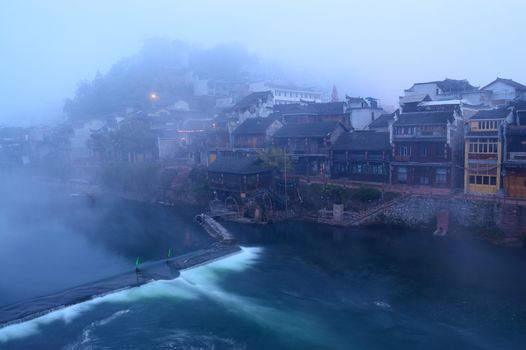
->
[1,0,525,125]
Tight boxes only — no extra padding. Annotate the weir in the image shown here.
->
[0,221,240,329]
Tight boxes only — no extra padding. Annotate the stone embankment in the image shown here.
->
[365,195,498,228]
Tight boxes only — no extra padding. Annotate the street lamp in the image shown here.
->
[149,92,158,102]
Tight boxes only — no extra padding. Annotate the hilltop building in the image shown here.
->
[249,82,323,104]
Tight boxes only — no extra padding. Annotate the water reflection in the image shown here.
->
[0,177,212,306]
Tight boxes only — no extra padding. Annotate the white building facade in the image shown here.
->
[249,82,323,104]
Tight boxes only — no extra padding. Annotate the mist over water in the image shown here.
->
[1,188,526,349]
[0,174,212,305]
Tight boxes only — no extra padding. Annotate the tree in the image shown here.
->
[257,148,292,174]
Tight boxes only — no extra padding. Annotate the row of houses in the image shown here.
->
[200,78,526,203]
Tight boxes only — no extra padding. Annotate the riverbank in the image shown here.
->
[24,170,525,248]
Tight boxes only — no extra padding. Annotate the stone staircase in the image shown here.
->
[314,195,409,227]
[349,195,409,226]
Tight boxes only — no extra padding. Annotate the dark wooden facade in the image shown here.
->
[274,102,350,128]
[330,131,391,183]
[283,113,348,126]
[207,157,273,199]
[272,122,346,177]
[503,109,526,198]
[390,111,458,189]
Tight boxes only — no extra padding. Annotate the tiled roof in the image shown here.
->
[331,131,390,151]
[274,103,317,115]
[234,91,273,110]
[273,122,343,138]
[180,119,214,131]
[509,99,526,109]
[481,78,526,91]
[368,112,395,128]
[207,156,271,174]
[265,83,321,92]
[312,102,346,115]
[411,78,477,93]
[393,111,454,126]
[346,96,367,104]
[436,79,477,93]
[232,118,278,135]
[274,101,347,116]
[399,94,431,104]
[469,108,510,120]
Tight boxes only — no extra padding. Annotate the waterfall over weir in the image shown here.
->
[0,215,240,330]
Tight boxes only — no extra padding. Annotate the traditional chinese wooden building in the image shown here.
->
[231,117,282,150]
[330,131,391,183]
[503,103,526,198]
[273,102,349,127]
[367,111,396,132]
[272,122,347,177]
[207,156,273,200]
[390,110,461,190]
[464,107,510,195]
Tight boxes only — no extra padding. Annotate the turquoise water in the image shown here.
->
[1,180,526,349]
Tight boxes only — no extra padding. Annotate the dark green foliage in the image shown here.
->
[321,184,349,204]
[351,187,382,202]
[97,161,160,193]
[190,168,211,205]
[63,39,268,121]
[89,118,158,162]
[257,148,291,173]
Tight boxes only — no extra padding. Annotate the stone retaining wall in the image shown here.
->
[366,195,499,230]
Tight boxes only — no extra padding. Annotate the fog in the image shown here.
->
[1,0,525,125]
[0,174,213,306]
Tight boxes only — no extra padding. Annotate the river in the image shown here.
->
[1,179,526,349]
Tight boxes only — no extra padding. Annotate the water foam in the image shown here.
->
[0,246,332,346]
[0,247,261,344]
[63,309,130,350]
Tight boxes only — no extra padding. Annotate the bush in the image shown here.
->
[321,184,349,204]
[351,187,381,202]
[97,161,160,192]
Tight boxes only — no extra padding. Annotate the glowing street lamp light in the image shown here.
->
[149,92,158,101]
